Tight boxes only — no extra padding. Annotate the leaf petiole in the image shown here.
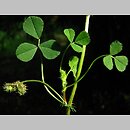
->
[22,80,65,104]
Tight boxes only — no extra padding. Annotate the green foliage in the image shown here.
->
[71,43,83,52]
[0,31,6,40]
[16,43,38,62]
[103,55,113,70]
[64,28,75,43]
[60,69,68,88]
[114,56,128,72]
[2,16,129,115]
[64,28,90,53]
[16,16,60,62]
[60,56,79,92]
[23,16,44,39]
[39,40,60,59]
[110,40,122,55]
[75,31,90,46]
[69,56,79,77]
[0,29,25,56]
[103,40,128,72]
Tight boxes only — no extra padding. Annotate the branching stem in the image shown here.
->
[22,79,64,104]
[24,39,65,105]
[66,15,90,115]
[66,54,107,88]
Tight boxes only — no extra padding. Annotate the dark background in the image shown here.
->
[0,15,129,115]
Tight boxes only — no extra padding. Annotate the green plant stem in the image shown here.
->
[60,44,71,68]
[39,38,49,100]
[66,15,90,115]
[60,44,71,103]
[22,80,64,104]
[40,53,65,104]
[25,39,65,104]
[41,58,45,82]
[66,54,107,88]
[38,38,45,82]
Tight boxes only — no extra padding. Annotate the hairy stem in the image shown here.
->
[66,15,90,115]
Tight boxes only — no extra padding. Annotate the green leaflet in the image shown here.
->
[69,56,79,77]
[114,56,128,72]
[110,40,123,55]
[16,43,38,62]
[71,43,83,53]
[39,40,60,59]
[64,28,75,43]
[23,16,44,39]
[103,55,113,70]
[75,31,90,46]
